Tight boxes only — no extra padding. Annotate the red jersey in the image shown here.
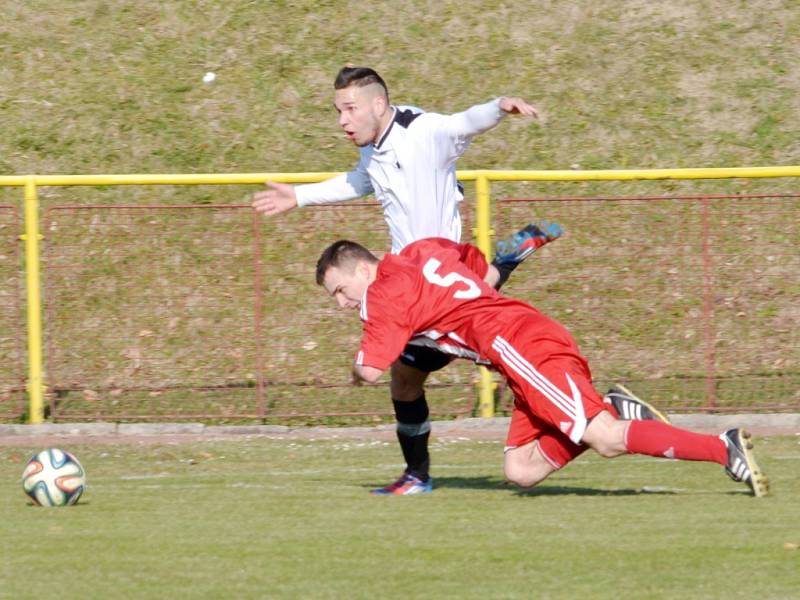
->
[355,237,574,372]
[354,237,606,447]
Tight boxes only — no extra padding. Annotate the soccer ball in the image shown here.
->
[21,448,86,507]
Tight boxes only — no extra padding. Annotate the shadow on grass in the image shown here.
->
[360,475,502,493]
[25,501,92,508]
[512,485,675,497]
[362,476,678,496]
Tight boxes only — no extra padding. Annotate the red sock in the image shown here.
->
[625,420,727,465]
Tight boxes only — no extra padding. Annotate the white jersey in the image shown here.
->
[295,98,506,253]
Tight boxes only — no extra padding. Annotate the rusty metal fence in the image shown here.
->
[0,171,798,422]
[37,199,478,422]
[42,205,266,421]
[37,192,800,421]
[0,206,25,420]
[494,193,800,413]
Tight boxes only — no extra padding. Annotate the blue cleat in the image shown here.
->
[494,221,563,266]
[370,473,433,496]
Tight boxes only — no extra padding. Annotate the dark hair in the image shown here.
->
[334,66,389,99]
[315,240,379,285]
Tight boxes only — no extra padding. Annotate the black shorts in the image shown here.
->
[398,343,454,373]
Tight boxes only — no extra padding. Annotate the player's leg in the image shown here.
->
[388,360,431,488]
[492,221,563,290]
[503,399,588,488]
[491,224,678,434]
[581,410,718,459]
[370,345,451,496]
[581,411,769,497]
[491,225,670,424]
[491,334,768,496]
[504,440,558,488]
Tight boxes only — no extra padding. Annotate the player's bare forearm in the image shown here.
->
[353,365,384,384]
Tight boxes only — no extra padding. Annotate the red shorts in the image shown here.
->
[489,328,608,463]
[506,404,589,468]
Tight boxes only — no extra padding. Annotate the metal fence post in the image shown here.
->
[474,173,497,417]
[701,197,717,409]
[22,177,45,423]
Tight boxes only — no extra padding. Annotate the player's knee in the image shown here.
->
[504,461,552,488]
[390,378,423,401]
[504,465,547,488]
[390,363,428,401]
[503,445,556,488]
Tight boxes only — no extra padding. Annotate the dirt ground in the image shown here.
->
[1,414,798,447]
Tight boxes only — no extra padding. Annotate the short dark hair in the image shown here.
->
[315,240,379,285]
[334,66,389,99]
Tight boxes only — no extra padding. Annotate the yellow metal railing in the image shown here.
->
[2,173,340,423]
[22,178,45,423]
[3,165,800,422]
[473,174,497,417]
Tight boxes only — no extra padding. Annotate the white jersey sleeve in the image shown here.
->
[423,98,506,165]
[295,152,374,207]
[446,97,506,138]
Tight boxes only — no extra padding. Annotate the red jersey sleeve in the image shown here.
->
[355,271,416,371]
[455,241,489,280]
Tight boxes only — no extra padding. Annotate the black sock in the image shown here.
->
[393,394,431,482]
[492,258,518,290]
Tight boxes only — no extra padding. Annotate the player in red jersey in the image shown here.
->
[255,66,664,495]
[315,238,770,497]
[253,65,566,495]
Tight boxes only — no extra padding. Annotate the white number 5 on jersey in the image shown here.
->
[422,258,481,299]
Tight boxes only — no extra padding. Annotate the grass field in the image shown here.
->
[1,3,798,598]
[4,1,800,189]
[1,433,799,599]
[1,0,799,420]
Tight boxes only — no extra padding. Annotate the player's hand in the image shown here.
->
[498,97,540,119]
[351,365,383,384]
[252,181,298,216]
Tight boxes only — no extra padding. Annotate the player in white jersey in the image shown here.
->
[253,67,657,494]
[253,67,540,254]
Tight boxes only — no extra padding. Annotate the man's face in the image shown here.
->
[322,262,370,310]
[334,84,387,147]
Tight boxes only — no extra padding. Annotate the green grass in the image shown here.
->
[1,5,797,596]
[3,1,800,191]
[0,0,799,420]
[1,434,799,599]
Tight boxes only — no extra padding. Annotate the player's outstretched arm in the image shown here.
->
[446,96,541,140]
[252,181,298,216]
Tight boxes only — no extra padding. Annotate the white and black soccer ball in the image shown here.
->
[21,448,86,507]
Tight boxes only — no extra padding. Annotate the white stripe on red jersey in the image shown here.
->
[492,336,587,443]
